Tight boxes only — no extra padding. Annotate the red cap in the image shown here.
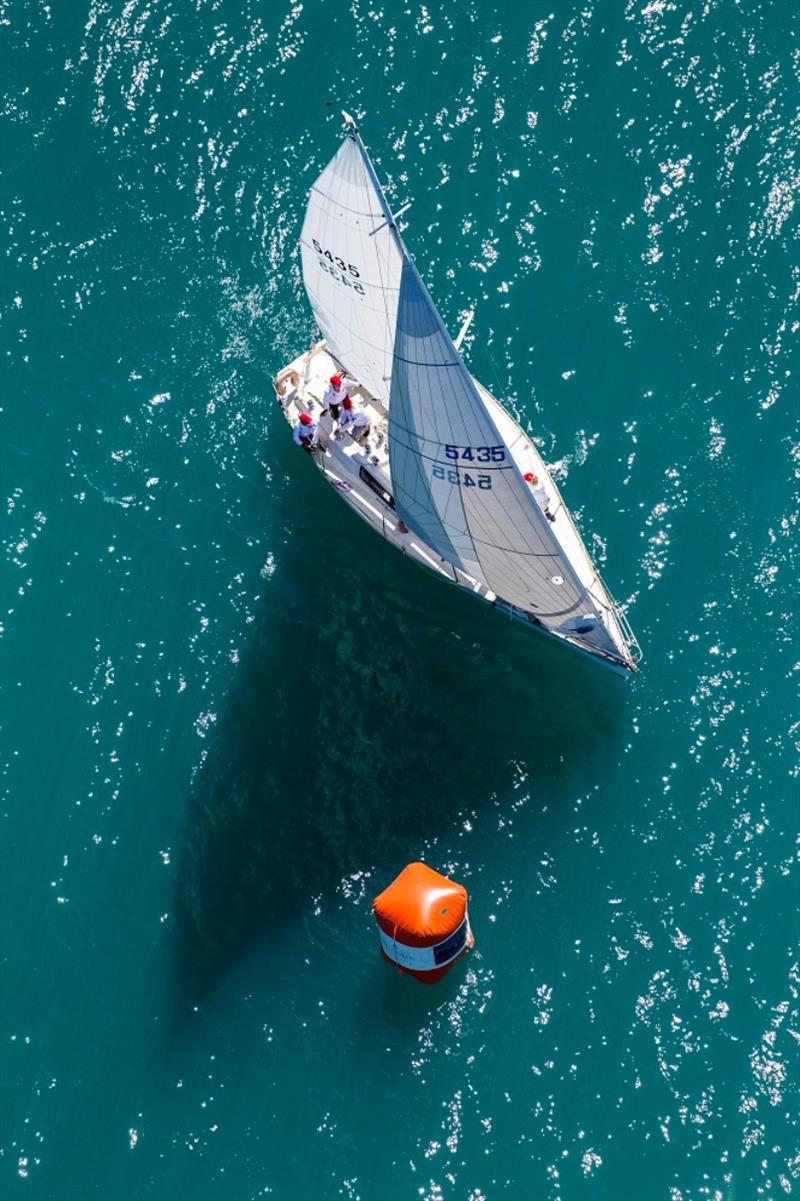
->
[330,374,342,387]
[523,472,536,482]
[299,412,313,425]
[343,396,353,410]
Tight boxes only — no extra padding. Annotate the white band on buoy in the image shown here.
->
[379,916,470,972]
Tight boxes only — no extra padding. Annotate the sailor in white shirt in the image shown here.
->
[321,372,356,422]
[523,471,556,523]
[292,411,319,453]
[338,396,371,445]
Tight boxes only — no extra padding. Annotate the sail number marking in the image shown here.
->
[312,240,361,277]
[316,255,366,295]
[433,465,492,489]
[444,444,505,462]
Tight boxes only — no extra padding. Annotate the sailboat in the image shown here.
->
[274,114,641,677]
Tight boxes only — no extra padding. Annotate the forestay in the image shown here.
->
[300,136,403,406]
[388,259,614,644]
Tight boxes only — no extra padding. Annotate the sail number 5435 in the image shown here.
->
[445,444,505,462]
[312,240,360,277]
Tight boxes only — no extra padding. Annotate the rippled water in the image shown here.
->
[2,2,798,1199]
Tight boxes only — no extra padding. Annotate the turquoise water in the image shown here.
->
[2,2,798,1199]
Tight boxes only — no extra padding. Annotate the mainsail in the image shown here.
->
[300,121,621,658]
[300,135,402,406]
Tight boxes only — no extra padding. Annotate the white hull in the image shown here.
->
[275,341,641,677]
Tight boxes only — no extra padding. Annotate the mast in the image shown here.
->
[342,111,409,265]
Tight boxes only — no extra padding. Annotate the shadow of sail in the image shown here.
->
[170,445,628,1014]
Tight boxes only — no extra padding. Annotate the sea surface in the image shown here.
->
[2,3,798,1199]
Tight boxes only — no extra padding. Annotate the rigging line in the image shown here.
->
[472,317,509,400]
[308,184,386,219]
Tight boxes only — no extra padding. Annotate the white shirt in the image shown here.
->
[339,405,370,436]
[528,479,551,512]
[293,419,318,446]
[321,377,355,410]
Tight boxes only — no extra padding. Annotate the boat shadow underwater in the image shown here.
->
[170,449,631,1014]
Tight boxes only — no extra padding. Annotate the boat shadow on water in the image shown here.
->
[170,449,631,1015]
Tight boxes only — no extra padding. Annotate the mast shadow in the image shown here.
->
[170,447,629,1015]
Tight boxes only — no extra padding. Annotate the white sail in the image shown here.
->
[388,260,616,649]
[295,124,632,665]
[300,135,403,406]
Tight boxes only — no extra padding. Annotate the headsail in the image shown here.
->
[388,259,617,651]
[300,133,403,405]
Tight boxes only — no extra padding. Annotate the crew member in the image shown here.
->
[523,471,556,523]
[293,411,319,453]
[321,373,355,422]
[339,396,371,445]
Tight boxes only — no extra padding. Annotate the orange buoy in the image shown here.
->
[372,862,474,983]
